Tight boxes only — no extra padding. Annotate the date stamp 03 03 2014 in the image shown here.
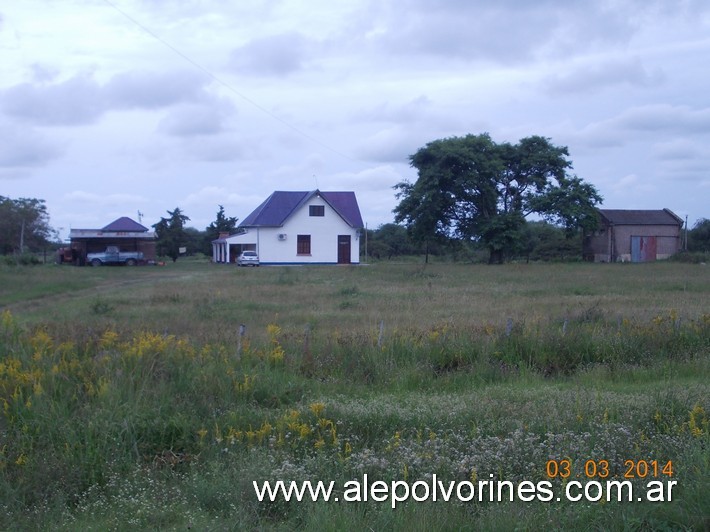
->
[545,458,677,502]
[545,458,674,480]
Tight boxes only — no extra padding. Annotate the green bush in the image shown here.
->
[2,253,41,266]
[670,251,710,263]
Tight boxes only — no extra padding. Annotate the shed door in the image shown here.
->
[631,236,657,262]
[337,235,351,264]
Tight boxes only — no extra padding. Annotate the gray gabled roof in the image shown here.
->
[102,217,149,232]
[599,208,683,226]
[240,190,364,228]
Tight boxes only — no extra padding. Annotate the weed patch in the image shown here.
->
[0,263,708,529]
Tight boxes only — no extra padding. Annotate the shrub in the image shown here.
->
[2,253,41,266]
[670,251,710,263]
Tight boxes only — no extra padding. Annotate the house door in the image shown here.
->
[337,235,351,264]
[631,236,657,262]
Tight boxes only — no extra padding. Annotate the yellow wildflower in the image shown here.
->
[309,402,326,418]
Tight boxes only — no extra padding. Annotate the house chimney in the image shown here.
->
[218,231,230,239]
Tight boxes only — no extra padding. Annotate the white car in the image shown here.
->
[237,250,259,267]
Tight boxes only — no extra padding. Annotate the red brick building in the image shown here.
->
[584,209,684,262]
[64,217,156,265]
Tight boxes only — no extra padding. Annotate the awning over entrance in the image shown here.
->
[212,231,256,263]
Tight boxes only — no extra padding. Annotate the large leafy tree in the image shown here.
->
[152,207,190,262]
[0,196,55,255]
[394,134,602,263]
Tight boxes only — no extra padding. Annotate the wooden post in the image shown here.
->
[505,318,513,337]
[236,324,246,360]
[378,320,384,348]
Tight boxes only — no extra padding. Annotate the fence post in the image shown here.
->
[378,320,385,348]
[236,324,246,360]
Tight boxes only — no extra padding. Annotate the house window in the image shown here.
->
[297,235,311,255]
[309,205,325,217]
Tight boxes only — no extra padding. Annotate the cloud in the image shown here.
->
[331,165,402,191]
[104,69,209,109]
[157,100,236,137]
[0,75,104,126]
[609,105,710,133]
[543,57,665,95]
[574,104,710,148]
[612,173,637,190]
[654,139,703,161]
[63,191,148,206]
[355,126,430,163]
[328,166,403,225]
[356,96,433,124]
[0,122,63,169]
[30,63,60,83]
[181,186,251,211]
[0,69,214,127]
[365,0,640,65]
[181,186,264,226]
[229,32,316,76]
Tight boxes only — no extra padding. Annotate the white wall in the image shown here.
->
[257,196,359,264]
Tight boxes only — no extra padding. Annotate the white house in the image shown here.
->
[212,190,364,265]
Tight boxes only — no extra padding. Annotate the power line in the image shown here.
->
[100,0,355,162]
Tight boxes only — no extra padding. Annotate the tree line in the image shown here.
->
[151,205,240,262]
[0,199,241,263]
[4,196,709,264]
[362,220,601,263]
[3,132,710,263]
[0,197,55,258]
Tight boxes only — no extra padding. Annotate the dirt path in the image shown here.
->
[3,268,208,314]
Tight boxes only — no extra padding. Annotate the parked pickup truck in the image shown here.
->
[87,246,143,266]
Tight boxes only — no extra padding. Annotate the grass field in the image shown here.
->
[0,259,708,530]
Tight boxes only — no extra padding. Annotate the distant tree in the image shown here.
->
[688,218,710,252]
[153,207,190,262]
[361,224,457,261]
[373,223,419,259]
[204,205,239,254]
[0,196,55,255]
[183,227,207,256]
[391,178,452,263]
[520,221,581,262]
[394,134,602,263]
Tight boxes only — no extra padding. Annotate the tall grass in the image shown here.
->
[0,261,708,529]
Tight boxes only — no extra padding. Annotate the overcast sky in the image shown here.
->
[2,0,709,239]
